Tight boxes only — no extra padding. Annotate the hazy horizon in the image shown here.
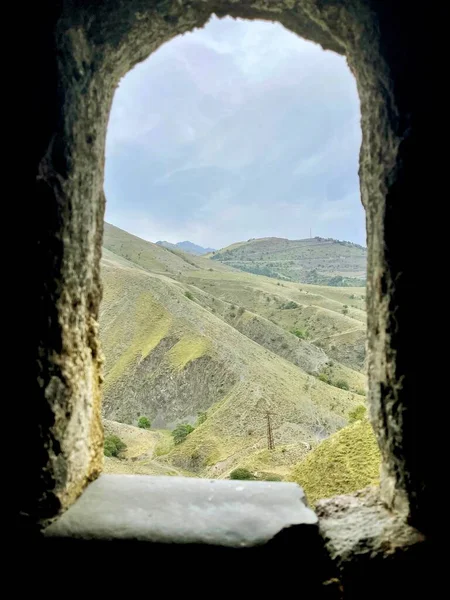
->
[105,16,364,248]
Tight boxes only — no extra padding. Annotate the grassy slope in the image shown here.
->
[102,420,193,476]
[103,222,234,276]
[210,236,366,285]
[183,269,366,372]
[290,419,380,504]
[100,224,369,479]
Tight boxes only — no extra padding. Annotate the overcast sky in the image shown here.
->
[105,16,364,249]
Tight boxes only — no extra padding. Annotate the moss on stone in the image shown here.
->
[291,420,381,505]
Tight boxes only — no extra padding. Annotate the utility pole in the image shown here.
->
[266,410,275,450]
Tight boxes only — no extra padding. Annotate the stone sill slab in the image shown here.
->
[44,474,317,547]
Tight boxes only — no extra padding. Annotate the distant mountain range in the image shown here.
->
[156,240,216,255]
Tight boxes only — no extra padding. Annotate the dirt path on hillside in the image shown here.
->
[310,327,363,343]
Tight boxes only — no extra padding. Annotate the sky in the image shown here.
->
[105,16,365,249]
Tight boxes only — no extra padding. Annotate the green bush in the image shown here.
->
[137,416,151,429]
[281,301,299,310]
[336,379,350,390]
[348,404,367,423]
[172,423,194,445]
[229,468,254,480]
[196,412,207,426]
[184,291,194,300]
[104,435,127,458]
[318,372,331,384]
[291,328,308,339]
[356,388,366,396]
[342,307,349,315]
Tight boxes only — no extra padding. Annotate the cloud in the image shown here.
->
[105,16,364,248]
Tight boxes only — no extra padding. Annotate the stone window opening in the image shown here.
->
[27,1,437,594]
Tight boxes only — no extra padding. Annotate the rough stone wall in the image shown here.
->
[30,0,436,532]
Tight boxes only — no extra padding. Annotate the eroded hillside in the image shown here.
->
[100,223,369,487]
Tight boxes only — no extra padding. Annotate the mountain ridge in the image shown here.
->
[156,239,216,255]
[210,235,366,286]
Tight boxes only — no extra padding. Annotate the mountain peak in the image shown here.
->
[156,240,216,256]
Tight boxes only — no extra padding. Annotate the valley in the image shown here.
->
[100,222,378,501]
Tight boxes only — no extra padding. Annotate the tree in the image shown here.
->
[138,416,151,429]
[172,423,194,445]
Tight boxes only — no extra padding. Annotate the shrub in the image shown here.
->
[291,328,308,339]
[336,379,350,390]
[342,307,349,315]
[356,388,366,396]
[104,435,127,458]
[318,372,331,384]
[281,301,298,310]
[172,423,194,445]
[229,468,254,480]
[196,412,207,426]
[348,404,367,423]
[137,416,151,429]
[184,291,194,300]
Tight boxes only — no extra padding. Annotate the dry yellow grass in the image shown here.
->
[290,419,380,504]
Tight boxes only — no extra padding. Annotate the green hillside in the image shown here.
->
[290,418,380,504]
[100,223,370,487]
[103,222,234,277]
[210,236,366,286]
